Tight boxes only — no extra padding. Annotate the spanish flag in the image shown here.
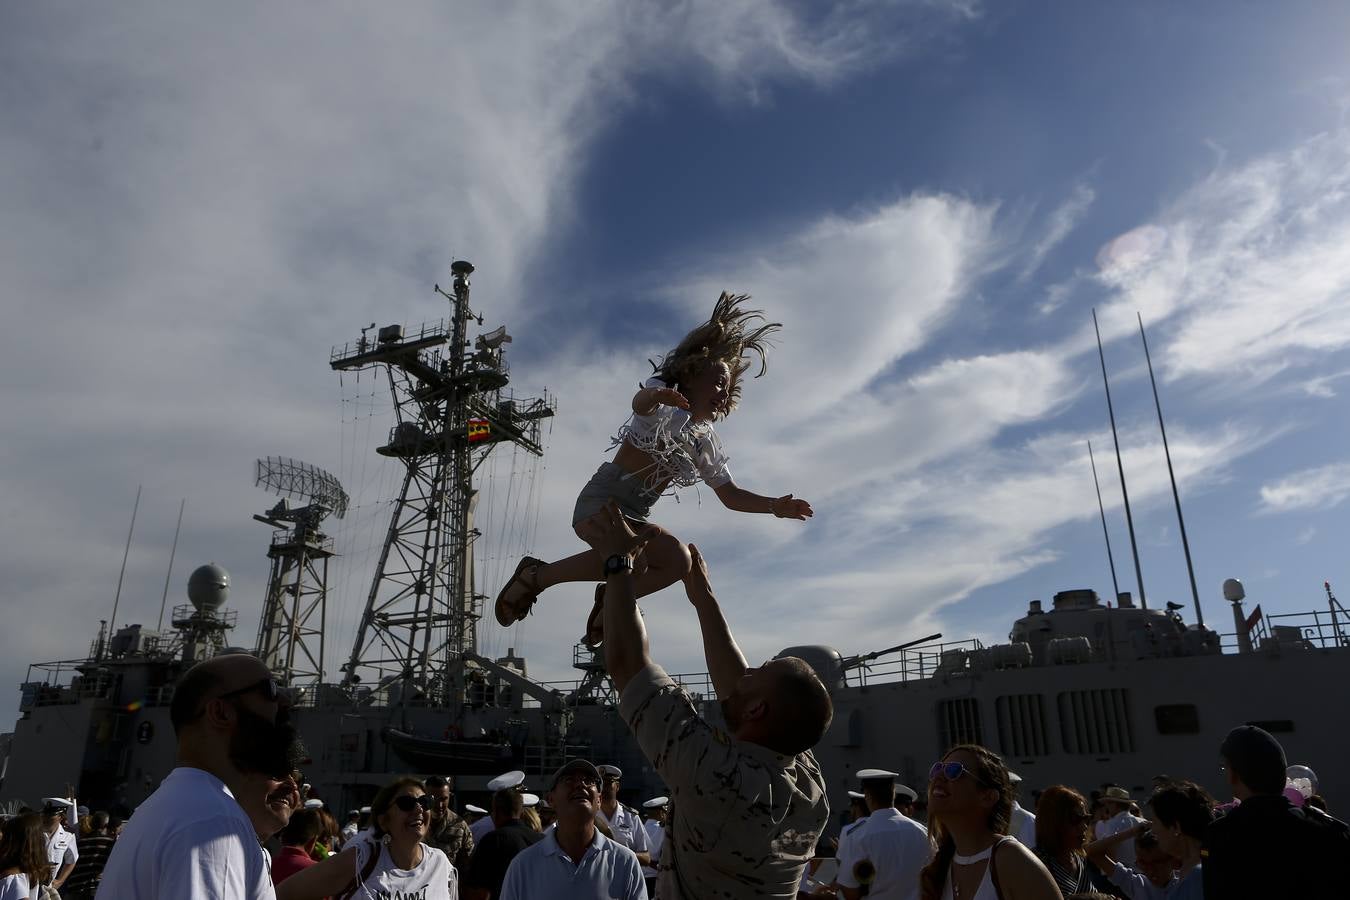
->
[468,419,490,443]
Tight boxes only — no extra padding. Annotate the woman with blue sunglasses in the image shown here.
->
[918,746,1060,900]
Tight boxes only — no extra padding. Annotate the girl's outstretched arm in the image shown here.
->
[712,480,813,520]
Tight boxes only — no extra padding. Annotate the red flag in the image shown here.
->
[1244,604,1262,633]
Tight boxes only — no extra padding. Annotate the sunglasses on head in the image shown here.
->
[392,794,434,813]
[929,761,994,787]
[218,677,284,703]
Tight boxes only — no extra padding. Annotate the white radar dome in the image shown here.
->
[1222,578,1245,602]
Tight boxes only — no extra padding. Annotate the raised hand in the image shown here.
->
[684,544,715,607]
[649,386,690,410]
[770,494,813,520]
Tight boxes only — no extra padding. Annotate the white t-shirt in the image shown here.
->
[94,766,276,900]
[349,836,457,900]
[836,809,930,900]
[0,874,30,900]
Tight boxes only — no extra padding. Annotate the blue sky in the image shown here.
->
[4,2,1350,723]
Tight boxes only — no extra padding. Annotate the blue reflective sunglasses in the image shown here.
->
[929,761,994,787]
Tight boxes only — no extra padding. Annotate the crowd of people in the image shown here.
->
[4,514,1347,899]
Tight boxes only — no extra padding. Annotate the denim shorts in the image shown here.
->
[572,462,659,526]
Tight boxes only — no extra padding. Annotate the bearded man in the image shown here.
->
[96,652,305,899]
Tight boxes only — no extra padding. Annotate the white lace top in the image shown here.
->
[611,377,733,495]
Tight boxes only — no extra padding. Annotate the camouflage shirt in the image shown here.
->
[619,662,828,900]
[426,808,475,871]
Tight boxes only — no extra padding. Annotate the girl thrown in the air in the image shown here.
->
[494,292,813,645]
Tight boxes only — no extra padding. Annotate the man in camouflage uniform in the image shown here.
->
[425,774,475,871]
[580,503,834,900]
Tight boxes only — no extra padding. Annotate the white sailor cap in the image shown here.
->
[597,765,622,779]
[522,793,540,808]
[642,796,669,809]
[847,790,865,800]
[303,799,324,810]
[348,810,361,817]
[360,806,372,814]
[857,768,899,781]
[465,804,488,815]
[1007,771,1023,785]
[41,798,73,815]
[896,784,918,803]
[487,770,526,792]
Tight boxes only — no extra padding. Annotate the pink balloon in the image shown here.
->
[1283,786,1306,807]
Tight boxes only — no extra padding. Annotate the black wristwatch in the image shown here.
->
[604,554,633,576]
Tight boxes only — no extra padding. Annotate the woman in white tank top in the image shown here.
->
[277,777,457,900]
[918,745,1060,900]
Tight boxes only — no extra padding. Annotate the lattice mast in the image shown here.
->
[253,457,349,686]
[332,260,553,706]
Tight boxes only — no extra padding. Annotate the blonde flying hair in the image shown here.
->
[650,292,780,420]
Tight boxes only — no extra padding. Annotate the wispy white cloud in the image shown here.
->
[1259,462,1350,513]
[1020,181,1096,282]
[1299,369,1350,398]
[1088,130,1350,385]
[623,0,983,100]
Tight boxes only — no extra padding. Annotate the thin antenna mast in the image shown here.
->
[157,499,186,631]
[1138,313,1203,626]
[1092,309,1147,609]
[1087,441,1121,602]
[108,484,142,634]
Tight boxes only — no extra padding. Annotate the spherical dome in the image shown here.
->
[1222,578,1245,602]
[187,563,230,612]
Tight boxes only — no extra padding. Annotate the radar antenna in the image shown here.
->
[330,260,555,709]
[253,456,349,686]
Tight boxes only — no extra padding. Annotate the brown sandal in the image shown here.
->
[495,556,544,626]
[583,583,605,647]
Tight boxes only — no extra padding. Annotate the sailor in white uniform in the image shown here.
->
[464,804,492,842]
[41,798,80,893]
[476,770,526,842]
[639,796,668,892]
[1008,771,1038,847]
[594,765,651,866]
[836,768,930,900]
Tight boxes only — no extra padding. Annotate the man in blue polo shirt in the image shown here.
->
[499,759,646,900]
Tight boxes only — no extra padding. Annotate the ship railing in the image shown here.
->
[330,318,451,365]
[269,530,335,553]
[845,638,986,687]
[535,671,716,703]
[1217,608,1350,654]
[77,671,120,701]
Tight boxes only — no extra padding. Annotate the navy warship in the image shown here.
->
[4,262,1348,817]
